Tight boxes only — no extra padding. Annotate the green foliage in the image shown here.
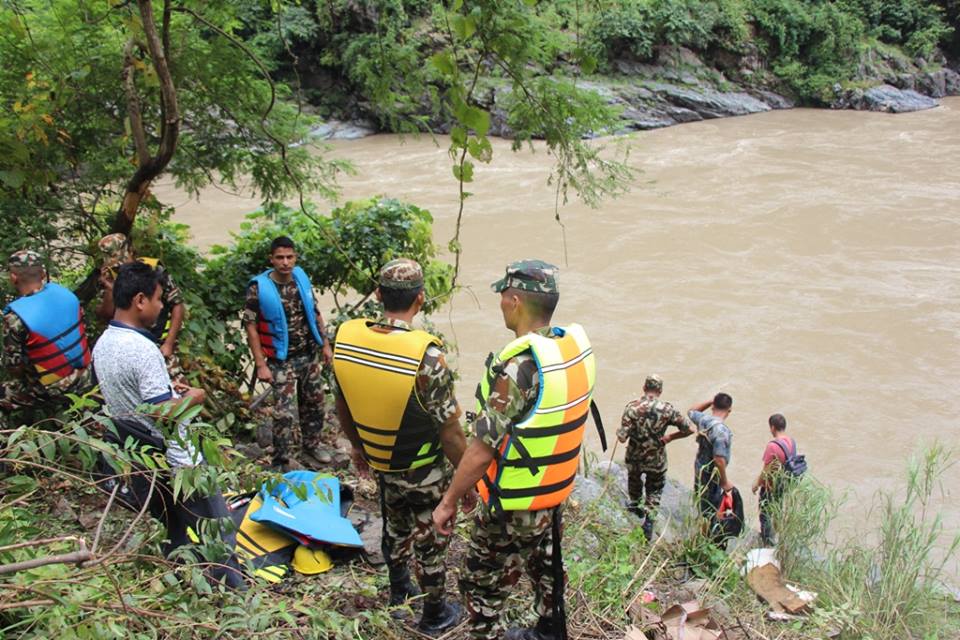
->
[204,196,453,321]
[770,445,960,640]
[0,402,400,638]
[0,0,343,270]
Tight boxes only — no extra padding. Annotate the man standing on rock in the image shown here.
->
[1,250,93,419]
[688,393,734,525]
[617,374,693,540]
[243,236,333,469]
[96,233,186,378]
[433,259,600,640]
[332,258,466,635]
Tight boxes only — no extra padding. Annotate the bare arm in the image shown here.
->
[714,455,733,491]
[438,415,467,468]
[433,438,495,535]
[160,302,185,356]
[96,277,115,322]
[244,321,272,382]
[334,391,369,478]
[690,398,713,414]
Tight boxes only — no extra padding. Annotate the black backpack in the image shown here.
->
[772,438,807,478]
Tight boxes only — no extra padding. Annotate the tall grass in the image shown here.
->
[771,444,960,640]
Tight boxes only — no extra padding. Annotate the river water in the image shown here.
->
[157,98,960,557]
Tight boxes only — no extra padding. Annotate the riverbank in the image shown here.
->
[4,412,957,639]
[313,44,960,141]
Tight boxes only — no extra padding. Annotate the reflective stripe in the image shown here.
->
[333,319,442,472]
[333,353,417,376]
[476,324,595,511]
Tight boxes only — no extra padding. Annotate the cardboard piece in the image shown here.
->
[661,601,722,640]
[747,563,812,614]
[623,626,649,640]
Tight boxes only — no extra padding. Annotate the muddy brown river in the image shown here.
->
[156,98,960,560]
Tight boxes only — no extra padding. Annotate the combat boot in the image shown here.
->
[388,567,421,606]
[503,616,556,640]
[417,600,462,636]
[641,516,655,542]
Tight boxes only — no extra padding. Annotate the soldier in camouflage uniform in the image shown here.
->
[96,233,187,381]
[1,250,93,419]
[332,258,466,635]
[433,259,578,640]
[617,374,693,540]
[244,236,333,469]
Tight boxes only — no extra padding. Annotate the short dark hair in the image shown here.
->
[515,289,559,321]
[769,413,787,431]
[270,236,295,254]
[379,285,423,312]
[113,261,160,310]
[713,392,733,411]
[11,265,44,283]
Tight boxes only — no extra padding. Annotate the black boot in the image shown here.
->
[641,516,655,542]
[504,616,556,640]
[417,600,463,636]
[388,567,421,606]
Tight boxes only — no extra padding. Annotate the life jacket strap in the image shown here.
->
[590,399,608,452]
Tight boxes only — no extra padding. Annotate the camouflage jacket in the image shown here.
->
[332,317,461,426]
[472,327,549,451]
[618,394,692,469]
[243,279,319,357]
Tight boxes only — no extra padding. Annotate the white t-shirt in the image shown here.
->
[93,321,201,468]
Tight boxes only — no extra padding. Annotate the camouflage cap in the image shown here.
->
[643,374,663,393]
[7,250,44,269]
[491,259,559,294]
[97,233,133,269]
[379,258,424,290]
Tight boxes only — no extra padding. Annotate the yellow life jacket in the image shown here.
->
[476,324,598,512]
[332,318,443,472]
[231,494,295,583]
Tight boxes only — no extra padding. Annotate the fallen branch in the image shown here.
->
[0,548,93,576]
[0,535,83,554]
[0,599,55,612]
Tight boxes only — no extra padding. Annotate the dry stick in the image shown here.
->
[91,482,120,554]
[0,536,83,554]
[0,599,54,612]
[0,548,93,576]
[83,470,157,568]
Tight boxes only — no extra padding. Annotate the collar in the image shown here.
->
[109,319,158,341]
[375,316,413,331]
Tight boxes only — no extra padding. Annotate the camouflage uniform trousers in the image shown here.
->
[0,368,93,425]
[265,350,324,466]
[378,462,452,605]
[460,505,559,640]
[626,462,667,521]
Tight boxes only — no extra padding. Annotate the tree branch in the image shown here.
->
[123,38,151,167]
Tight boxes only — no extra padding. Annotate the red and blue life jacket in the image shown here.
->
[3,283,91,387]
[250,267,324,361]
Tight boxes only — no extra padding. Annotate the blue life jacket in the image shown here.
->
[3,283,91,386]
[250,266,324,361]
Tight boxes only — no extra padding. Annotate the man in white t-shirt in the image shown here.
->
[93,261,243,588]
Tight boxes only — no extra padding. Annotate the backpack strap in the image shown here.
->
[771,438,796,459]
[590,399,608,452]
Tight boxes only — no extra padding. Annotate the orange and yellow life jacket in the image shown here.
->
[476,324,604,512]
[332,318,443,472]
[3,283,91,387]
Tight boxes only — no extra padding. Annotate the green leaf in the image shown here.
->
[452,0,464,10]
[461,106,490,137]
[450,125,467,147]
[452,15,476,40]
[430,52,456,77]
[467,136,493,163]
[0,170,26,189]
[452,160,474,183]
